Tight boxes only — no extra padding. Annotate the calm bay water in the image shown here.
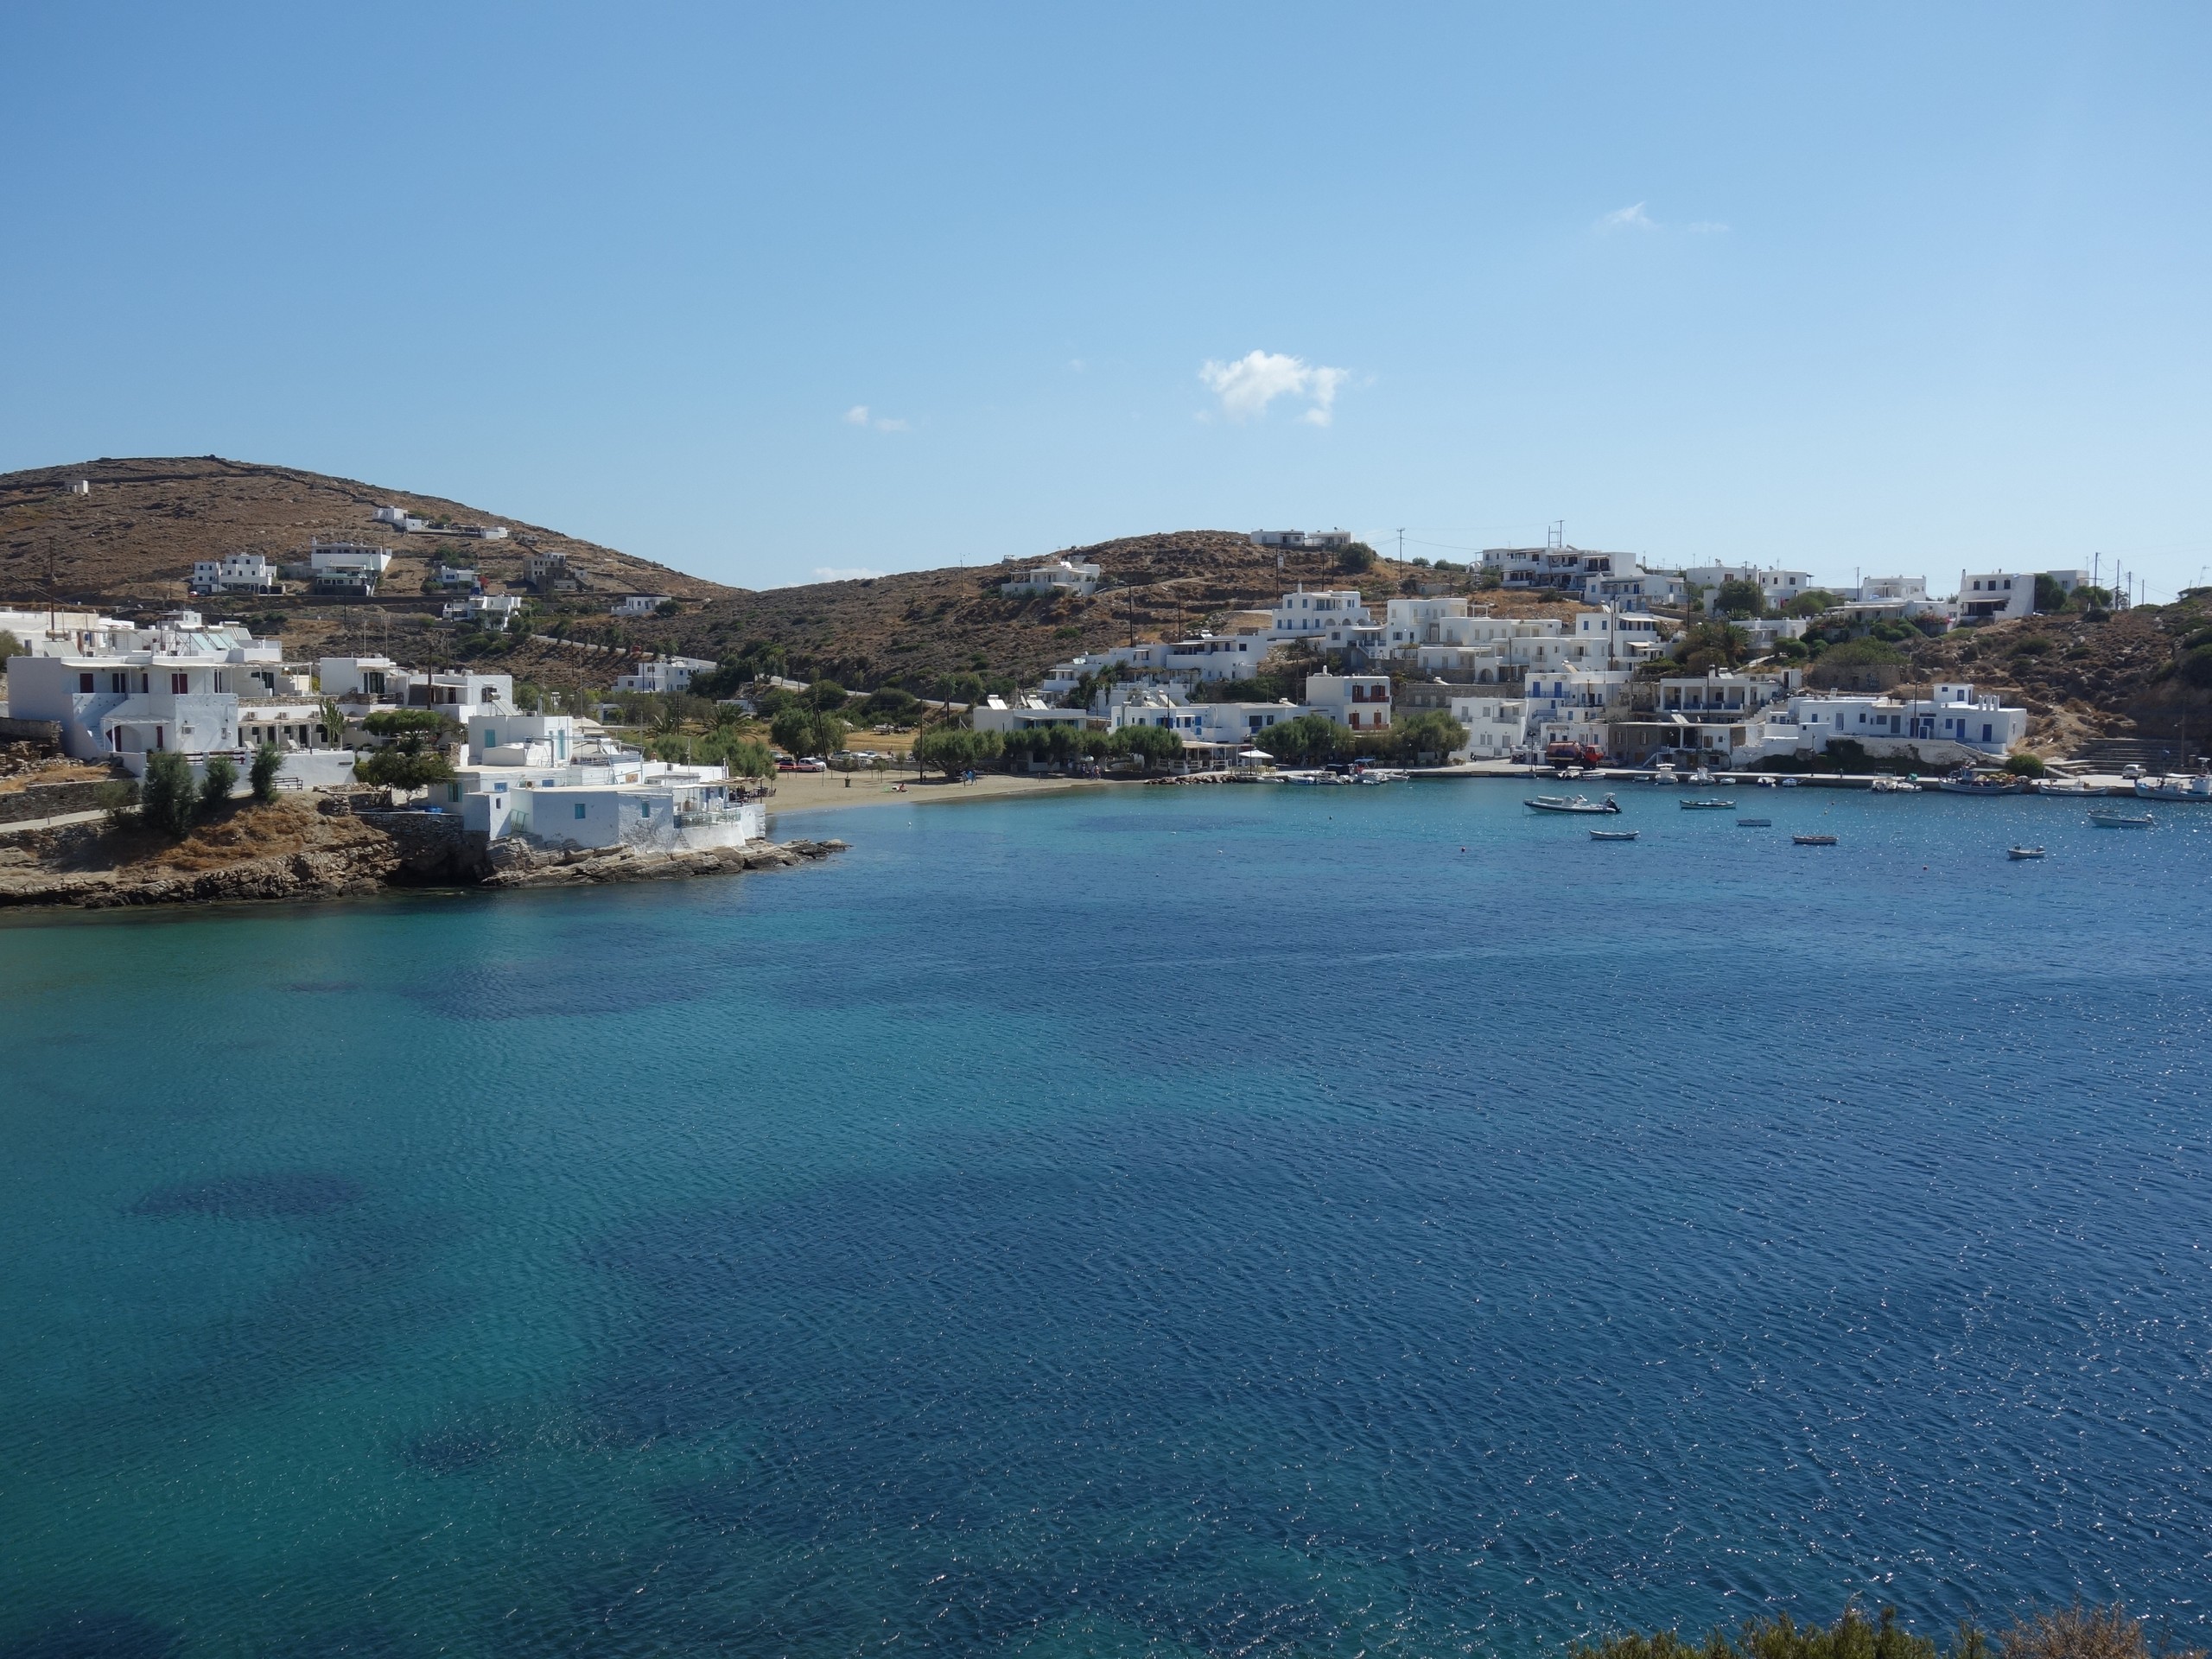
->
[3,782,2209,1656]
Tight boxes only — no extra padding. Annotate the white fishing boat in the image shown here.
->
[2090,810,2154,828]
[1937,767,2027,796]
[1689,766,1715,785]
[2136,774,2212,802]
[1525,793,1622,815]
[2035,777,2103,797]
[1588,829,1638,842]
[2006,846,2048,860]
[1679,798,1736,810]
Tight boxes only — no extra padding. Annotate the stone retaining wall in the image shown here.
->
[0,779,117,826]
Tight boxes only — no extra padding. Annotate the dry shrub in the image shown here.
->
[1999,1606,2202,1659]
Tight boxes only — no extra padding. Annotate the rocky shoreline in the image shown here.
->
[0,797,844,912]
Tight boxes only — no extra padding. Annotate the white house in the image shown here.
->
[190,553,280,595]
[1446,695,1529,760]
[1481,545,1648,599]
[970,695,1100,735]
[1522,668,1632,753]
[999,558,1102,598]
[307,540,392,596]
[1783,682,2028,755]
[1570,608,1667,664]
[1681,564,1815,613]
[1249,529,1353,551]
[1958,571,2033,620]
[0,607,137,658]
[372,505,425,531]
[611,594,672,618]
[443,594,525,631]
[1857,575,1929,603]
[613,655,717,696]
[1303,672,1391,731]
[1270,588,1376,648]
[445,714,764,850]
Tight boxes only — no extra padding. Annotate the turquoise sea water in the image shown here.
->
[3,782,2209,1657]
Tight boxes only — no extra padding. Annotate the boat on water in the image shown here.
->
[1737,817,1772,827]
[1868,776,1920,792]
[1793,833,1840,845]
[1679,798,1736,810]
[2007,846,2048,860]
[2035,777,2104,797]
[1352,767,1409,785]
[2091,810,2154,828]
[1525,793,1622,815]
[1588,829,1638,842]
[1779,777,1800,788]
[2136,774,2212,802]
[1689,766,1716,785]
[1937,767,2029,796]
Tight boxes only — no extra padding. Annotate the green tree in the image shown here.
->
[2004,751,2047,776]
[356,747,455,789]
[809,679,849,712]
[0,629,21,664]
[2033,573,2069,613]
[700,731,776,779]
[915,726,1001,777]
[250,743,283,803]
[1392,709,1468,762]
[769,708,814,755]
[1107,724,1183,771]
[198,754,238,817]
[1675,620,1750,672]
[1255,713,1348,765]
[1338,542,1378,575]
[140,751,196,840]
[1783,589,1839,618]
[98,778,139,831]
[1713,577,1767,618]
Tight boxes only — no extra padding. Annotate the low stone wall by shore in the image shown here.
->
[0,779,116,826]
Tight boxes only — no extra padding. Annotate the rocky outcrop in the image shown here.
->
[476,836,845,890]
[0,839,399,910]
[0,804,844,912]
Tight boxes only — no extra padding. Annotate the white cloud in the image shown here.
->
[843,404,907,432]
[1598,201,1656,232]
[1198,350,1351,424]
[844,404,871,425]
[813,565,887,582]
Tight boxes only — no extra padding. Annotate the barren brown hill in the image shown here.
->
[1,460,1501,692]
[0,455,730,607]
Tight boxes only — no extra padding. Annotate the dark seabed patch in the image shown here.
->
[128,1173,365,1219]
[281,980,367,995]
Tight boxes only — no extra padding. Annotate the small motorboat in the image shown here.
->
[2006,846,2048,860]
[1793,833,1839,845]
[1679,798,1736,810]
[1868,776,1920,792]
[1938,767,2028,795]
[1779,777,1800,788]
[2137,774,2212,802]
[1737,817,1772,827]
[2090,810,2153,828]
[1526,792,1622,815]
[1689,766,1715,785]
[1589,830,1638,842]
[2035,777,2102,797]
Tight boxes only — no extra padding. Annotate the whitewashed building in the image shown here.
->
[1304,672,1391,732]
[1270,588,1376,648]
[1446,695,1529,760]
[1000,558,1102,597]
[611,594,673,617]
[190,553,280,594]
[613,655,717,695]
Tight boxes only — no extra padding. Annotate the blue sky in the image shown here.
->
[4,3,2209,597]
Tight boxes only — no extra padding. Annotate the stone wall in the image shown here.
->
[0,779,118,826]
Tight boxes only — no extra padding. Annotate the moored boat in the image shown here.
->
[1588,829,1638,842]
[1736,817,1772,827]
[2006,846,2047,860]
[1679,798,1736,810]
[2090,810,2153,828]
[2136,774,2212,802]
[1937,767,2027,795]
[1793,833,1839,845]
[1525,793,1622,815]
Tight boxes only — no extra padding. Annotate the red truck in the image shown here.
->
[1545,741,1606,766]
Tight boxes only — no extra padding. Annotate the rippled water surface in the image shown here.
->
[3,784,2209,1656]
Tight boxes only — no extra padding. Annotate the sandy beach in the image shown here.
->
[761,770,1114,817]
